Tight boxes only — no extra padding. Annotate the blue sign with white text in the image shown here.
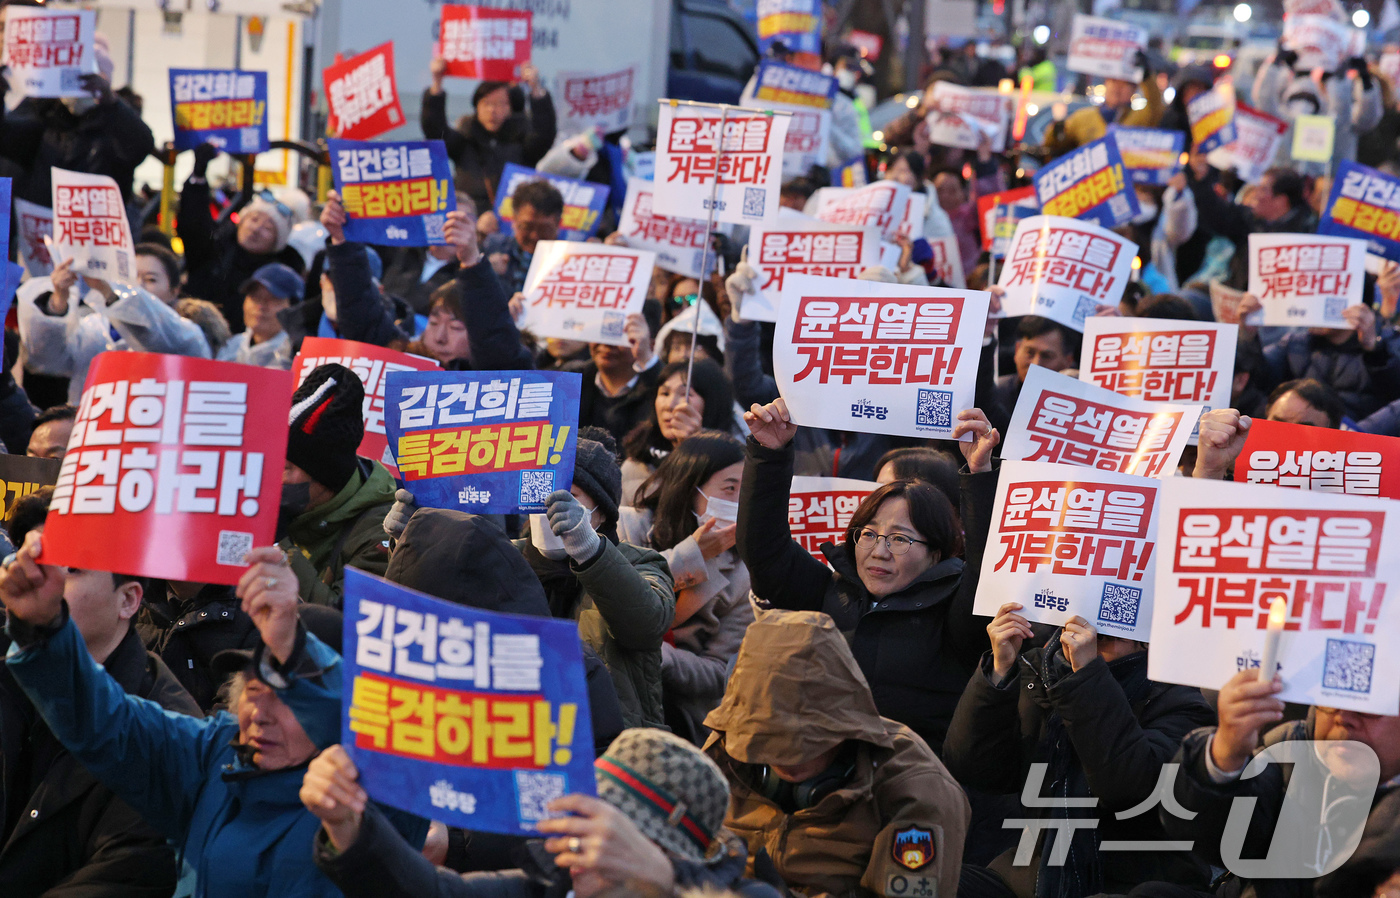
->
[329,138,456,247]
[1034,134,1140,229]
[1318,160,1400,264]
[1108,126,1185,186]
[169,69,269,153]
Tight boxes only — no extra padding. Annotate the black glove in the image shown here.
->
[1350,56,1373,89]
[191,141,219,179]
[1133,49,1150,78]
[1277,47,1300,70]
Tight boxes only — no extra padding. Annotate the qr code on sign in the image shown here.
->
[743,187,766,218]
[520,470,555,506]
[600,311,625,338]
[1098,582,1142,628]
[1108,194,1131,222]
[1323,639,1375,694]
[60,69,83,93]
[217,531,254,566]
[116,252,130,280]
[423,214,446,242]
[239,128,261,152]
[1325,297,1347,321]
[515,770,567,825]
[916,389,952,428]
[1072,295,1097,326]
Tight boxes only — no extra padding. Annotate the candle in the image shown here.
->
[1130,256,1142,283]
[1259,597,1287,682]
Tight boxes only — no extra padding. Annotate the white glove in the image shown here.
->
[536,134,597,179]
[383,489,418,539]
[725,246,760,323]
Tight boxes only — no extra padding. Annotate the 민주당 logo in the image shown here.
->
[893,826,935,870]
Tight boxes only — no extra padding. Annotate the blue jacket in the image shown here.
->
[5,613,426,898]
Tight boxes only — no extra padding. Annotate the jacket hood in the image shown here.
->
[704,609,894,764]
[292,458,396,531]
[387,509,551,617]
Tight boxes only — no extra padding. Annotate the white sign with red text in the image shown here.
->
[1067,15,1147,82]
[652,103,788,225]
[996,215,1135,332]
[788,475,879,565]
[1247,233,1365,328]
[615,178,710,279]
[925,82,1011,152]
[809,182,911,241]
[1,6,96,99]
[1209,103,1287,185]
[744,219,879,322]
[521,241,655,347]
[773,273,989,439]
[15,197,53,277]
[51,168,136,286]
[928,236,967,289]
[555,66,636,138]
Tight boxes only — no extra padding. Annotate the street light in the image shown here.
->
[1233,3,1252,22]
[1353,8,1370,26]
[1033,25,1050,44]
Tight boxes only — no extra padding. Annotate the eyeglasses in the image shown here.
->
[854,528,927,555]
[255,188,292,220]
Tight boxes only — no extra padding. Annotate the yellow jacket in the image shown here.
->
[1044,75,1165,157]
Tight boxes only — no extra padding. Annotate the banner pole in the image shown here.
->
[683,102,730,405]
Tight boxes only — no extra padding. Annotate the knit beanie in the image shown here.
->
[286,364,365,493]
[595,728,729,862]
[244,195,294,252]
[571,426,622,526]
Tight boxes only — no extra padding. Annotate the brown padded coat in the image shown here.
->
[703,610,970,898]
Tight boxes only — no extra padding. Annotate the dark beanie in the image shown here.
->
[572,426,622,525]
[387,509,552,617]
[287,363,365,493]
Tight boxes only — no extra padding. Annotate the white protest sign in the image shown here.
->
[996,215,1135,332]
[1209,278,1262,326]
[615,178,710,278]
[925,82,1012,152]
[520,241,655,346]
[1209,102,1288,184]
[51,169,136,285]
[1283,15,1353,71]
[1003,365,1201,479]
[1148,476,1400,715]
[555,66,636,138]
[788,475,879,565]
[1067,15,1147,82]
[773,273,989,439]
[1292,113,1336,163]
[897,192,927,241]
[1,6,96,99]
[810,182,911,241]
[744,220,880,322]
[15,197,53,277]
[928,236,967,289]
[1247,233,1366,328]
[652,103,789,225]
[974,459,1159,640]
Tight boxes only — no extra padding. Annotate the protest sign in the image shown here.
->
[1187,84,1237,155]
[1318,160,1400,263]
[1066,15,1147,82]
[1033,135,1140,229]
[169,69,268,153]
[1,6,95,99]
[615,178,711,278]
[342,568,596,836]
[897,193,927,242]
[15,198,52,277]
[1002,365,1201,479]
[756,0,822,56]
[975,459,1159,639]
[1235,419,1400,498]
[1292,113,1336,163]
[1108,127,1184,186]
[925,82,1012,152]
[438,5,531,81]
[1208,102,1287,184]
[329,139,455,247]
[744,220,880,322]
[835,156,867,188]
[323,43,405,141]
[1283,14,1352,71]
[520,242,655,347]
[996,215,1135,331]
[555,66,635,137]
[293,338,441,479]
[788,475,878,564]
[978,186,1037,252]
[385,370,581,515]
[1209,279,1260,326]
[810,182,911,241]
[928,236,967,289]
[1148,477,1400,714]
[846,30,883,59]
[495,163,609,242]
[51,169,136,286]
[742,61,837,177]
[652,104,789,226]
[0,454,59,523]
[42,353,290,584]
[773,273,990,439]
[1246,233,1365,328]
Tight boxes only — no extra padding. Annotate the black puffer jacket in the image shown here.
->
[420,90,556,215]
[0,97,155,205]
[137,583,260,712]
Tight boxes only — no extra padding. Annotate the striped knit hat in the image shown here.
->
[286,364,364,492]
[595,728,729,862]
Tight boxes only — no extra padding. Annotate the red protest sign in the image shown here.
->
[437,6,531,81]
[324,42,405,141]
[788,476,878,565]
[292,338,440,479]
[978,186,1036,251]
[42,353,291,585]
[1234,419,1400,498]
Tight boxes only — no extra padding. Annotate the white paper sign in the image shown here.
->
[996,215,1135,332]
[773,273,989,439]
[1247,233,1366,328]
[744,220,880,322]
[615,178,710,279]
[928,235,967,289]
[1067,15,1148,82]
[1148,476,1400,715]
[788,475,879,565]
[1003,365,1201,479]
[1209,278,1262,326]
[897,192,927,241]
[1283,14,1353,72]
[555,66,637,139]
[520,241,655,346]
[15,197,54,277]
[51,169,136,285]
[652,103,789,225]
[810,182,911,241]
[974,459,1160,640]
[2,7,96,99]
[1209,103,1288,184]
[925,82,1012,152]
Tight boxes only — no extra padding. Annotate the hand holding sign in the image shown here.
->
[1060,616,1100,672]
[1211,669,1285,773]
[236,545,299,664]
[988,602,1034,681]
[952,407,999,473]
[1194,408,1252,480]
[744,397,797,450]
[1344,303,1379,351]
[537,793,677,891]
[0,531,65,629]
[322,191,348,245]
[300,744,368,852]
[444,209,481,267]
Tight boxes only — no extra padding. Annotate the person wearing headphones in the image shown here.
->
[703,609,969,898]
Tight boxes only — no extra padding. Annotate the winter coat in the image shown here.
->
[942,643,1215,898]
[282,458,397,609]
[735,437,995,755]
[420,90,557,215]
[4,610,427,898]
[1185,177,1318,291]
[571,358,664,446]
[0,97,155,206]
[217,330,292,369]
[703,611,970,898]
[1256,327,1400,421]
[137,584,260,713]
[1252,61,1383,172]
[380,247,461,316]
[618,506,753,743]
[1151,184,1199,294]
[0,624,201,897]
[1043,76,1165,157]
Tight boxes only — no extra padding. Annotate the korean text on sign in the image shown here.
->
[556,66,635,135]
[1187,84,1237,155]
[385,370,581,516]
[616,178,710,279]
[169,69,268,153]
[329,139,456,247]
[1246,233,1365,328]
[755,0,821,54]
[1033,135,1139,228]
[772,273,990,440]
[811,182,911,241]
[1108,127,1184,186]
[651,104,789,226]
[1235,419,1400,499]
[1319,160,1400,264]
[520,242,655,347]
[750,60,837,109]
[438,6,531,81]
[997,215,1134,332]
[496,163,610,242]
[1066,14,1147,81]
[1209,102,1287,185]
[1001,365,1200,480]
[293,338,441,479]
[743,221,878,322]
[788,476,878,565]
[2,6,95,99]
[0,454,60,522]
[974,459,1159,640]
[1149,477,1400,714]
[40,353,291,585]
[925,82,1011,152]
[1079,318,1237,430]
[51,168,136,285]
[15,197,52,277]
[343,569,596,837]
[324,42,405,141]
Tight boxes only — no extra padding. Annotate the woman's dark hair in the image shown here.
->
[471,80,512,110]
[426,280,464,322]
[134,242,181,288]
[872,447,961,514]
[843,479,963,568]
[8,486,52,549]
[635,431,744,551]
[1136,293,1199,321]
[623,359,735,463]
[662,273,721,322]
[1267,378,1344,428]
[892,150,926,185]
[662,329,723,366]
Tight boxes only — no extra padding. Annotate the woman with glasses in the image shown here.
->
[736,397,1001,756]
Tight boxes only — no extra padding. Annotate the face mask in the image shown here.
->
[276,481,312,540]
[697,488,739,525]
[837,70,858,91]
[1131,203,1158,225]
[529,514,568,560]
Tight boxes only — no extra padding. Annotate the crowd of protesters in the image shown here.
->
[0,15,1399,898]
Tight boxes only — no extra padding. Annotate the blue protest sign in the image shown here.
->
[169,69,269,153]
[495,162,610,242]
[1033,134,1140,229]
[328,138,456,247]
[384,369,582,515]
[1108,126,1184,186]
[1187,86,1236,155]
[756,0,821,55]
[342,569,596,836]
[1318,160,1400,264]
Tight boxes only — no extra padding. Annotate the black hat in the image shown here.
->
[572,426,622,526]
[387,509,551,616]
[210,604,344,683]
[286,364,365,493]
